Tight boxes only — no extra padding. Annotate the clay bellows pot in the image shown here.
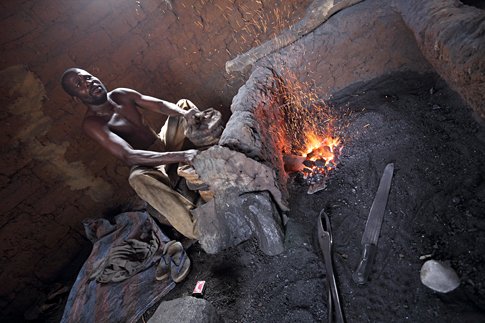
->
[185,108,224,147]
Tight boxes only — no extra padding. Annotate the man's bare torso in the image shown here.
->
[84,89,159,150]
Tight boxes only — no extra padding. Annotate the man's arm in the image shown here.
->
[83,117,197,167]
[113,88,199,118]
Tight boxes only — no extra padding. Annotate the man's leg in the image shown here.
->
[130,99,200,239]
[129,166,198,240]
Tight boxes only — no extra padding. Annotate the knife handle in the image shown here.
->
[352,244,377,285]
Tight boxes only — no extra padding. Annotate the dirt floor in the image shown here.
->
[39,72,484,323]
[142,72,485,323]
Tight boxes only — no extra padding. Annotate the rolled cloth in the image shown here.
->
[61,212,175,323]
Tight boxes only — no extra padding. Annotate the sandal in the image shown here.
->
[155,241,177,281]
[166,241,191,283]
[155,254,171,281]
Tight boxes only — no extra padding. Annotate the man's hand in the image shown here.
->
[184,107,204,126]
[183,149,199,164]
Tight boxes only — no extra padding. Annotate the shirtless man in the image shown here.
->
[61,68,202,239]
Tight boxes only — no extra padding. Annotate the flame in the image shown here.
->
[301,133,340,162]
[297,131,342,180]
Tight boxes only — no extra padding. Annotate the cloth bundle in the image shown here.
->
[87,223,160,283]
[61,212,175,323]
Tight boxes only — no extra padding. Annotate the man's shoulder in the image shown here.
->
[110,87,137,95]
[109,88,141,101]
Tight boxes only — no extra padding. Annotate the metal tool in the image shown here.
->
[352,163,394,285]
[317,209,345,323]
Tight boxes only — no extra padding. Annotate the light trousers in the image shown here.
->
[128,99,199,239]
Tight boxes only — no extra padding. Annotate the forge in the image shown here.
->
[182,69,485,322]
[1,0,484,322]
[185,66,348,256]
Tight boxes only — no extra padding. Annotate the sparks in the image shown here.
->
[255,69,343,187]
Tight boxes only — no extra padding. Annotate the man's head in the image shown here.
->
[61,68,108,105]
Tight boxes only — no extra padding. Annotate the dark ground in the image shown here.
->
[38,72,485,323]
[144,72,485,323]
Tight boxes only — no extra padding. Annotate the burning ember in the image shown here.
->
[298,133,342,194]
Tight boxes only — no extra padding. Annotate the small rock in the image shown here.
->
[419,254,433,260]
[420,260,460,293]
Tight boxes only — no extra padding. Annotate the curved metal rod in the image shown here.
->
[317,209,345,323]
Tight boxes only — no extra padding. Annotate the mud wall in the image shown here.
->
[394,0,485,121]
[1,0,483,319]
[247,0,484,121]
[257,0,435,96]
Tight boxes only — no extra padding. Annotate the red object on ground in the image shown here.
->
[192,280,206,298]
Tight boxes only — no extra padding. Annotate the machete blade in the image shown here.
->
[352,162,394,284]
[361,163,394,245]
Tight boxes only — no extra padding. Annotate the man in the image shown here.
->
[61,68,202,240]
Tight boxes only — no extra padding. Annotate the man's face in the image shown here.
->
[64,69,108,105]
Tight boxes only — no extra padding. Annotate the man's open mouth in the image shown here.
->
[90,84,103,96]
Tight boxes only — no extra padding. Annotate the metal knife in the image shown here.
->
[352,163,394,285]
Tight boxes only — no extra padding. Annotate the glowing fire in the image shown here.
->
[298,131,342,181]
[215,2,345,194]
[300,133,340,163]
